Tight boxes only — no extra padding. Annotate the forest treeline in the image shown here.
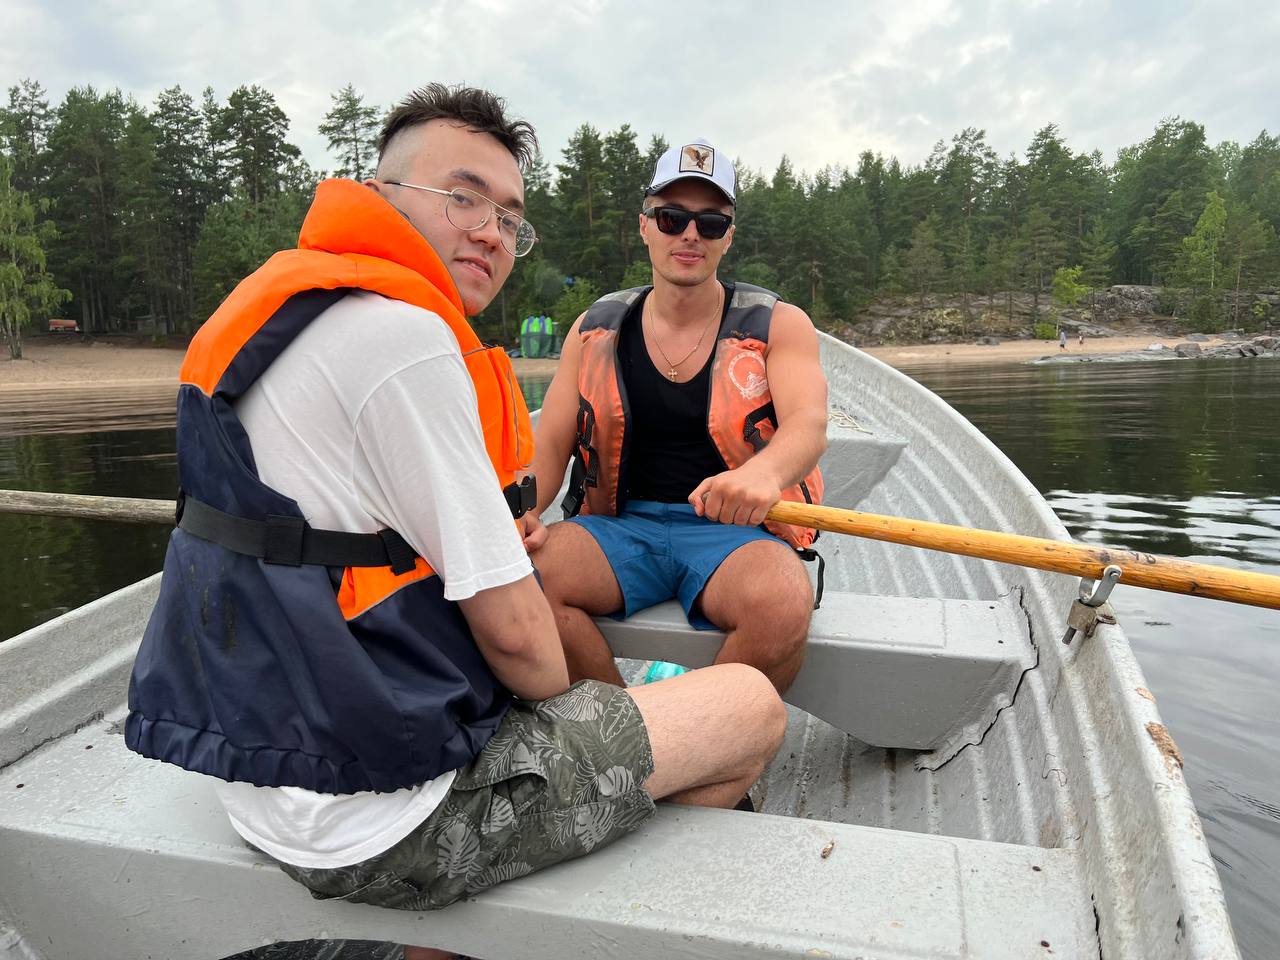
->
[1,78,1278,358]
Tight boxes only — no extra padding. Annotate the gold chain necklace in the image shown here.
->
[645,286,724,381]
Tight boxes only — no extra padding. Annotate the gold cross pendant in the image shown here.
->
[667,368,679,381]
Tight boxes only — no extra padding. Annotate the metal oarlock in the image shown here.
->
[1061,564,1122,645]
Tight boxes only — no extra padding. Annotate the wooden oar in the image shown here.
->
[768,500,1280,611]
[4,489,1278,610]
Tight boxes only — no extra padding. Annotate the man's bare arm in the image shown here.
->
[691,302,828,527]
[458,573,570,701]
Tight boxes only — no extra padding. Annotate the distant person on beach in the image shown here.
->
[123,87,785,954]
[1059,329,1068,350]
[1079,330,1085,347]
[527,138,829,697]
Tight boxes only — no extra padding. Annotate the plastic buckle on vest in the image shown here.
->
[560,489,582,519]
[743,402,777,453]
[504,475,538,519]
[263,515,307,566]
[378,529,419,576]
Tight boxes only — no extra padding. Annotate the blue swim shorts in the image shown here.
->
[567,500,786,630]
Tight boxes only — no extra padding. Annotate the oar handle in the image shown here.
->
[768,501,1280,611]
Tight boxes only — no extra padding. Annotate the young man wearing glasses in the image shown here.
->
[125,92,785,957]
[529,140,829,698]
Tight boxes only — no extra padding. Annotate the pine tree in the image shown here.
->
[211,85,301,205]
[319,84,380,181]
[1022,204,1067,324]
[554,124,608,287]
[198,87,226,204]
[1,79,53,195]
[1172,191,1228,328]
[152,86,214,330]
[1222,202,1278,327]
[44,86,130,333]
[600,124,646,287]
[903,216,945,306]
[1078,219,1117,323]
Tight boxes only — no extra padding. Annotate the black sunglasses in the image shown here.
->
[644,205,734,240]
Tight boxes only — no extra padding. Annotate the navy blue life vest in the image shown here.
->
[124,180,534,795]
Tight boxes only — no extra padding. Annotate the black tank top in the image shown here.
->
[618,285,731,503]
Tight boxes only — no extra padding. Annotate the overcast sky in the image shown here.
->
[3,0,1276,178]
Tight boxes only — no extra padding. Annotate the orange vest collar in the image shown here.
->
[299,179,465,319]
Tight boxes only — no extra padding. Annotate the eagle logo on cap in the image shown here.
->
[680,144,714,174]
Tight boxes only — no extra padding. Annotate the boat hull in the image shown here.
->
[0,335,1237,959]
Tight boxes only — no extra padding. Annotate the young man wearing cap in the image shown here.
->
[527,139,829,695]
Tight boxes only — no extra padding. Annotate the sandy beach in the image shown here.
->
[0,333,1219,390]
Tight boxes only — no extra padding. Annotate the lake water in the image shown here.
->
[1,359,1276,957]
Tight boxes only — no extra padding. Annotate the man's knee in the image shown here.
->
[532,522,572,586]
[772,571,815,639]
[717,663,788,754]
[536,522,626,632]
[732,565,813,644]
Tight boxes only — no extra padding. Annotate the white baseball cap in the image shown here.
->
[645,139,736,205]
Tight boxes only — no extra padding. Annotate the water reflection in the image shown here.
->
[0,382,176,437]
[0,430,176,640]
[909,359,1279,959]
[1,362,1277,956]
[1049,491,1280,565]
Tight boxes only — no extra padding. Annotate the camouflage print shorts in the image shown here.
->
[279,680,656,911]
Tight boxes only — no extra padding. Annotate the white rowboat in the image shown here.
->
[0,335,1239,958]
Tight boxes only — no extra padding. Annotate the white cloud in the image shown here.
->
[2,0,1276,180]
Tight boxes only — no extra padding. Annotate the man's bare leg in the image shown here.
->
[697,539,813,693]
[626,663,787,807]
[403,667,786,957]
[535,521,626,685]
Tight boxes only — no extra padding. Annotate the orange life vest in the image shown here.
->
[126,179,535,794]
[180,178,535,619]
[564,282,823,550]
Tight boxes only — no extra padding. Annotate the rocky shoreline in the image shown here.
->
[837,285,1279,349]
[1032,333,1279,365]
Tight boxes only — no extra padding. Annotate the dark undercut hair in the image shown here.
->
[378,83,538,170]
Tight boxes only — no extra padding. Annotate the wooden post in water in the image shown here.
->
[0,490,173,525]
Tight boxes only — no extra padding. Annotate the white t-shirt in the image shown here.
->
[213,290,532,869]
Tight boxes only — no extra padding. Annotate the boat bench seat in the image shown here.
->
[598,589,1034,751]
[0,708,1094,960]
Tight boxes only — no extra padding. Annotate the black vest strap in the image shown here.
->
[178,473,537,573]
[796,546,825,610]
[177,493,421,573]
[562,395,599,519]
